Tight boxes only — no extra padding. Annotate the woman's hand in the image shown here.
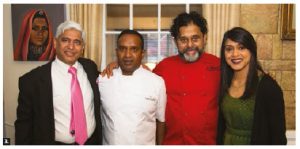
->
[141,63,151,71]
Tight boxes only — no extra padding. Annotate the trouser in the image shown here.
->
[55,130,99,145]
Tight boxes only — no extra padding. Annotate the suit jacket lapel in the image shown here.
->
[78,58,97,90]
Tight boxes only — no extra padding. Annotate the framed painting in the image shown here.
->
[281,4,295,40]
[11,4,66,61]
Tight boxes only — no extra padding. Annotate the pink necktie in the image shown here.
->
[68,66,88,145]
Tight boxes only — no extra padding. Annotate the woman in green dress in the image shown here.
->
[217,27,287,145]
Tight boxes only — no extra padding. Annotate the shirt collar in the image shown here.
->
[117,65,143,76]
[54,56,79,73]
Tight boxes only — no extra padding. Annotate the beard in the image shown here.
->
[179,47,203,62]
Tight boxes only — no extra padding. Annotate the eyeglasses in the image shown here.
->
[177,35,201,45]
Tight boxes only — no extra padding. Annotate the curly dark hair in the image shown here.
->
[170,11,208,39]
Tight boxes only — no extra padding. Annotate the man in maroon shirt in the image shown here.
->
[152,11,220,145]
[103,11,220,145]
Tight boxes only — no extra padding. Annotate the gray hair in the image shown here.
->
[55,20,86,43]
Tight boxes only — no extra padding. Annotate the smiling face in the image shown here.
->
[30,18,49,46]
[116,34,144,75]
[176,23,207,62]
[54,28,84,66]
[224,39,251,72]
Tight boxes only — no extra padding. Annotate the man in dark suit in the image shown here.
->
[15,20,102,145]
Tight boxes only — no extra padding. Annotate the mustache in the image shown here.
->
[181,47,199,53]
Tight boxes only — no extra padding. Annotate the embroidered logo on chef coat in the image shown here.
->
[206,66,220,71]
[145,96,156,101]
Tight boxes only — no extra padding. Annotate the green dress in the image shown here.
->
[221,91,256,145]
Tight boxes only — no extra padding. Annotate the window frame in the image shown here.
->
[101,4,194,70]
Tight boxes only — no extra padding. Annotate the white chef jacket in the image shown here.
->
[98,67,166,145]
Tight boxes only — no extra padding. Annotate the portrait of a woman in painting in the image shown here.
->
[14,9,55,61]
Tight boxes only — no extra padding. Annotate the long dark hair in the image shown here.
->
[220,27,264,99]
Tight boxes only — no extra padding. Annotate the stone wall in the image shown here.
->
[241,4,295,129]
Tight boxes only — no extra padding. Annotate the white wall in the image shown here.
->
[3,4,47,144]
